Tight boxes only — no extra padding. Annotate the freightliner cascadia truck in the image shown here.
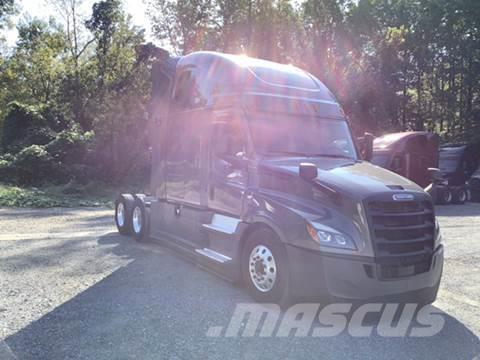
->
[114,51,443,304]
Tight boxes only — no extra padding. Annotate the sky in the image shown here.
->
[2,0,155,48]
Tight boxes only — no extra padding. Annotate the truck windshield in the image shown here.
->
[247,115,357,160]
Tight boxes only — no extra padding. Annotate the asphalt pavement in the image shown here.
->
[0,205,479,359]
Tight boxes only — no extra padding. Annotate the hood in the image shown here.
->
[258,157,424,199]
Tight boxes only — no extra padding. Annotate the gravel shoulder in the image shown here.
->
[0,204,479,359]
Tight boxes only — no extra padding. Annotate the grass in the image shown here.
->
[0,182,119,208]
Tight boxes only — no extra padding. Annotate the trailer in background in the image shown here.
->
[371,132,439,188]
[371,132,478,205]
[438,144,480,202]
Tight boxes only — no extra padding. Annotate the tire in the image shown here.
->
[242,228,289,304]
[438,187,452,205]
[131,197,149,242]
[115,194,134,235]
[452,187,467,204]
[470,178,480,202]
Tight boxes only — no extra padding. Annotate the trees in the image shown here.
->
[85,0,122,90]
[0,0,479,186]
[84,1,149,180]
[0,0,14,27]
[48,0,95,130]
[0,0,149,185]
[144,0,479,141]
[5,20,67,104]
[147,0,214,54]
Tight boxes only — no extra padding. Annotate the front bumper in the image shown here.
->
[286,244,443,303]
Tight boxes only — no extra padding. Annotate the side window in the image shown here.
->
[152,63,171,99]
[173,69,206,111]
[212,120,246,160]
[173,71,193,110]
[166,116,202,167]
[165,118,187,165]
[165,114,205,202]
[391,155,404,173]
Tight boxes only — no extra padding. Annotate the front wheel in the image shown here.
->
[242,228,289,303]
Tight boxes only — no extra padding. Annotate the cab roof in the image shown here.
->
[373,131,434,151]
[207,52,319,90]
[175,51,337,101]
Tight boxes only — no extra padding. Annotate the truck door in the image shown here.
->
[151,66,211,248]
[160,110,209,248]
[207,114,248,216]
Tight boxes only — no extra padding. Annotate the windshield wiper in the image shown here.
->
[263,151,353,160]
[263,151,311,157]
[312,153,354,159]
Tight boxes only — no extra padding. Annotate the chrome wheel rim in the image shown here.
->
[249,245,277,292]
[458,190,466,202]
[132,206,142,234]
[116,203,125,227]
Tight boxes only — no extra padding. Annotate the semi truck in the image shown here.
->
[372,132,477,204]
[371,132,439,189]
[115,51,443,305]
[438,143,479,204]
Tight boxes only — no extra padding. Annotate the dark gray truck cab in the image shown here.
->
[115,51,443,304]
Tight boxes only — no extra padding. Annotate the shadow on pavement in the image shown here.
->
[5,233,480,360]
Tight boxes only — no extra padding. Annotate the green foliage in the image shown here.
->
[0,0,479,205]
[0,184,65,207]
[86,0,122,44]
[0,128,98,186]
[1,102,55,152]
[4,19,67,104]
[10,144,59,185]
[0,182,114,207]
[45,129,93,164]
[0,153,12,180]
[0,0,14,28]
[147,0,214,54]
[83,8,149,182]
[0,2,149,189]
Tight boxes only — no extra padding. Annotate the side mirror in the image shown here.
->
[299,163,318,181]
[357,132,374,161]
[427,167,443,181]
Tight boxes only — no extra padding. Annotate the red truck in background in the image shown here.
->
[371,132,480,205]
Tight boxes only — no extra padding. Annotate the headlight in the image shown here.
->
[306,222,357,250]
